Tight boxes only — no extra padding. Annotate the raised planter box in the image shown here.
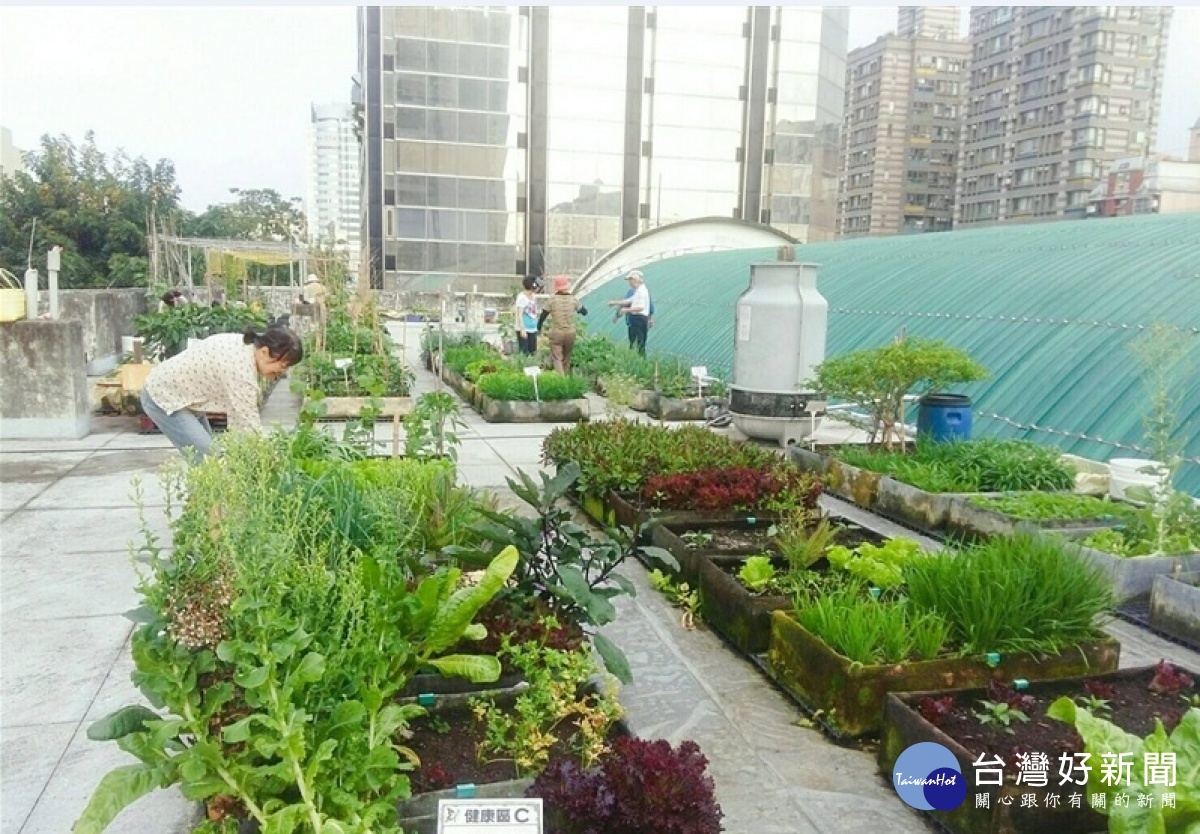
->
[1049,532,1200,603]
[630,389,655,412]
[696,555,790,656]
[478,394,590,423]
[766,610,1121,738]
[309,396,413,419]
[645,392,707,422]
[576,491,616,528]
[874,669,1184,834]
[608,490,781,531]
[944,494,1126,541]
[648,520,776,586]
[1149,570,1200,644]
[440,366,480,409]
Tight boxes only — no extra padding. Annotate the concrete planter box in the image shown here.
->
[630,389,655,412]
[875,668,1181,834]
[1049,532,1200,603]
[577,491,617,528]
[440,366,479,408]
[697,555,790,656]
[608,490,781,531]
[649,520,772,587]
[478,394,590,423]
[645,392,707,421]
[945,494,1127,542]
[310,396,413,419]
[1149,571,1200,644]
[766,610,1120,738]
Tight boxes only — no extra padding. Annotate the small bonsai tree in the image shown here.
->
[810,335,988,450]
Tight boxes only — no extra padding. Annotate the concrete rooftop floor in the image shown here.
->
[2,322,1198,834]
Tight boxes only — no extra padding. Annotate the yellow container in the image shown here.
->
[0,288,25,322]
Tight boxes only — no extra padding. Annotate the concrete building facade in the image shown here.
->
[837,8,968,238]
[1,126,28,179]
[1086,156,1200,217]
[306,103,362,276]
[955,6,1172,227]
[356,6,847,291]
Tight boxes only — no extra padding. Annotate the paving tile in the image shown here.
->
[2,549,143,622]
[793,787,931,834]
[1,506,172,559]
[18,721,201,834]
[0,481,49,511]
[0,615,131,727]
[479,437,550,465]
[715,789,822,834]
[0,721,77,834]
[26,471,170,510]
[457,464,520,489]
[0,436,112,454]
[0,451,91,483]
[1106,617,1200,670]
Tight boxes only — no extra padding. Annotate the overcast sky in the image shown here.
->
[1,5,1197,213]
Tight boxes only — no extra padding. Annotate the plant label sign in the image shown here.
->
[437,798,543,833]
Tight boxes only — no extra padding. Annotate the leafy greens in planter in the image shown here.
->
[1047,698,1200,834]
[530,737,724,834]
[836,438,1075,493]
[642,466,822,515]
[76,435,518,834]
[541,419,792,497]
[445,462,678,684]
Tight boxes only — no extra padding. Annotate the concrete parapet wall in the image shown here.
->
[0,319,91,438]
[54,289,147,374]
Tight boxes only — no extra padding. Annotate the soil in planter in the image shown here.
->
[406,707,611,795]
[455,596,585,671]
[925,668,1196,775]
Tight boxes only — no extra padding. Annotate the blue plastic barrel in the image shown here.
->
[917,393,973,442]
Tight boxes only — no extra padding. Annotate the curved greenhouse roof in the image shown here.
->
[578,212,1200,494]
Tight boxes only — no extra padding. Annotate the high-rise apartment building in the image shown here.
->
[357,6,847,291]
[956,6,1172,227]
[837,8,968,238]
[307,104,362,275]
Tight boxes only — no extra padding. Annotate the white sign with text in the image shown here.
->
[437,798,542,834]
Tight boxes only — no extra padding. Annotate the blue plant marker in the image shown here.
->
[456,783,477,799]
[1013,679,1029,691]
[746,516,757,525]
[417,693,436,707]
[869,587,882,599]
[986,652,1001,667]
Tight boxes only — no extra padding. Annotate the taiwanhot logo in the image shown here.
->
[892,742,967,811]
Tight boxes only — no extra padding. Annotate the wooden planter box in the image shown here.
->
[1149,571,1200,644]
[309,396,413,419]
[696,555,790,656]
[766,611,1121,738]
[1048,532,1200,603]
[576,491,617,528]
[479,394,590,423]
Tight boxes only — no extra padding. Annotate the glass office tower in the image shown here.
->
[359,6,847,291]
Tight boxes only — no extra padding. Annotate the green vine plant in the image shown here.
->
[1125,323,1197,559]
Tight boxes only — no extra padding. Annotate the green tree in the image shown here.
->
[186,187,305,241]
[0,132,182,288]
[811,336,988,450]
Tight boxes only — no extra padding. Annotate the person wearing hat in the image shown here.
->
[536,275,588,375]
[302,273,328,338]
[607,269,651,355]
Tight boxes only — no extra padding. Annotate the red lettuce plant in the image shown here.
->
[986,680,1036,713]
[643,466,821,513]
[917,695,956,727]
[1083,679,1118,700]
[529,737,723,834]
[1148,660,1194,696]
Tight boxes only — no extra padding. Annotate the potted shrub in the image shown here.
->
[809,335,988,451]
[767,532,1121,737]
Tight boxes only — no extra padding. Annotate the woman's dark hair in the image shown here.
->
[522,276,538,291]
[244,324,303,365]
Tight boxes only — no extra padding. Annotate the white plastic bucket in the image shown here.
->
[1108,458,1167,502]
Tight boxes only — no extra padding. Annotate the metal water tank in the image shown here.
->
[729,257,828,446]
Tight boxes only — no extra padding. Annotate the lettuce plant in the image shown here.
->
[1047,698,1200,833]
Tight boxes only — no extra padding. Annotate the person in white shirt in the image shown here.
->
[140,324,303,460]
[513,276,540,355]
[607,270,652,355]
